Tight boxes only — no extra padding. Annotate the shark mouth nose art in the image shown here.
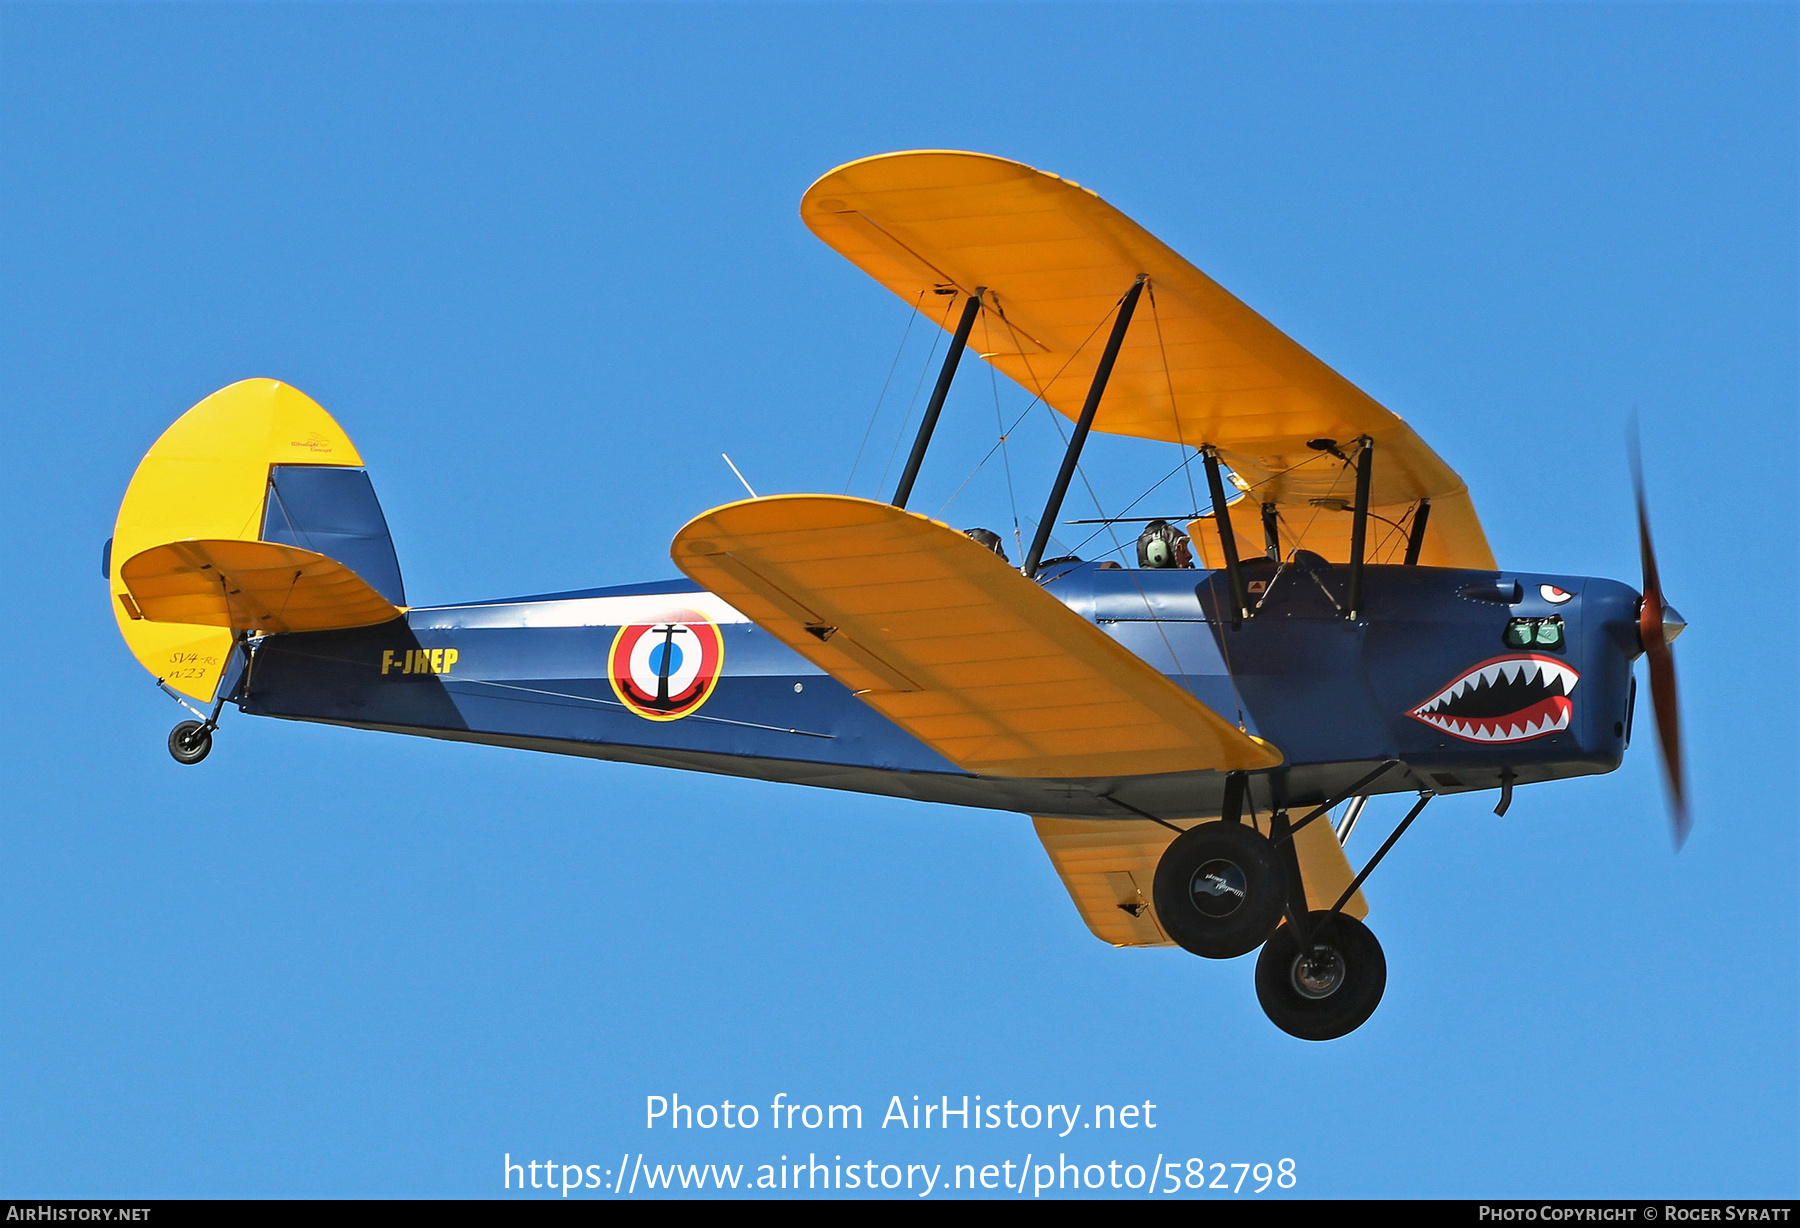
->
[1410,654,1579,743]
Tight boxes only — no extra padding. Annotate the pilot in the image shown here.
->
[1136,519,1193,569]
[963,527,1009,563]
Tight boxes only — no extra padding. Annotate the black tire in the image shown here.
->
[168,720,212,766]
[1151,820,1289,959]
[1255,911,1387,1041]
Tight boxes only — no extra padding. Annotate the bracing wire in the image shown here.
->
[1265,492,1412,569]
[1062,451,1203,559]
[1283,442,1359,559]
[845,289,926,494]
[934,283,1183,567]
[1031,289,1135,563]
[1370,502,1416,563]
[980,308,1026,562]
[1147,283,1201,515]
[965,286,1126,563]
[875,294,956,497]
[978,284,1207,706]
[932,301,1114,520]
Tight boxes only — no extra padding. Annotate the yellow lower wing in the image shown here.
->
[671,495,1281,779]
[1031,818,1177,946]
[120,539,402,635]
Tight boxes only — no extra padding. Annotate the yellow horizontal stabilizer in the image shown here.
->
[120,539,402,635]
[671,495,1282,779]
[803,151,1495,570]
[1033,813,1368,949]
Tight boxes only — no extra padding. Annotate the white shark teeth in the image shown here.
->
[1410,652,1581,744]
[1413,697,1573,741]
[1416,656,1580,714]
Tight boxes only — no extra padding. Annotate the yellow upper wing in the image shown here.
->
[802,150,1495,570]
[671,495,1281,779]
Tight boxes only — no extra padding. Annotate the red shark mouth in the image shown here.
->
[1410,654,1579,744]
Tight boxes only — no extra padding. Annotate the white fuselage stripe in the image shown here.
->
[412,592,748,630]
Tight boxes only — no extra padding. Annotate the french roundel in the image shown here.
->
[607,614,725,721]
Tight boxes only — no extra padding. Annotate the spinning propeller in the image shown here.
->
[1629,422,1690,849]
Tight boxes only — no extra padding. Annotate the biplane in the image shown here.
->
[105,151,1688,1040]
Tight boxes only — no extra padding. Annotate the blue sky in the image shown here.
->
[1,2,1793,1199]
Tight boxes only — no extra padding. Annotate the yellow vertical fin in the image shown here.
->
[109,380,363,701]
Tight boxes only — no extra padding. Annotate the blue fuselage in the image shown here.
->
[240,559,1644,820]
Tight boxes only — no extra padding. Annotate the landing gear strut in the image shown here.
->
[158,634,247,766]
[1143,783,1434,1040]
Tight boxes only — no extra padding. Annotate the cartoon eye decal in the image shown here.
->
[1541,585,1574,605]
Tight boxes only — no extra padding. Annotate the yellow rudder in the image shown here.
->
[108,379,366,702]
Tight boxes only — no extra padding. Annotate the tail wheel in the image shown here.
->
[168,720,212,766]
[1151,820,1288,959]
[1255,911,1387,1041]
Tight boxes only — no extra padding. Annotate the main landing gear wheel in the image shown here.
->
[1255,911,1387,1041]
[1152,820,1288,959]
[167,720,212,766]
